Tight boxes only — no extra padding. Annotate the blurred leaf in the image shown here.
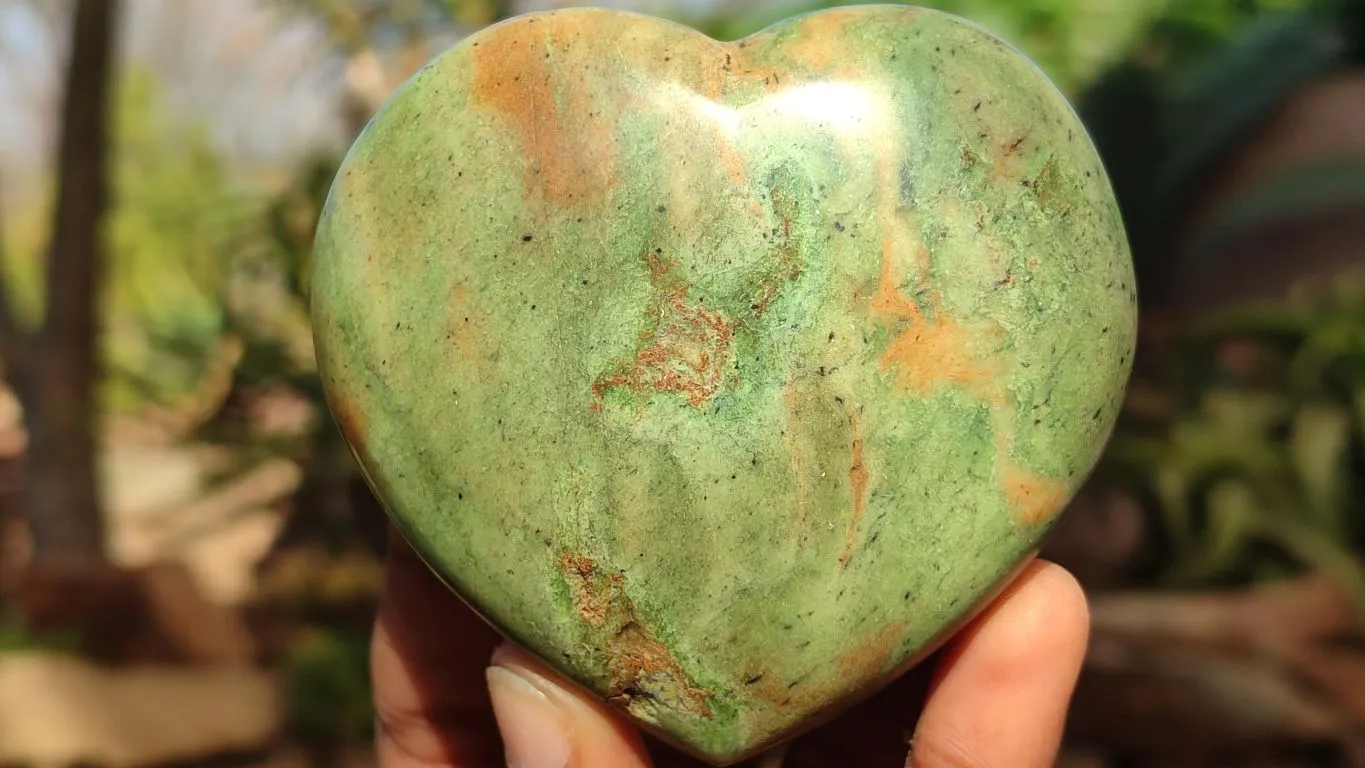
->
[1289,401,1352,534]
[282,627,374,745]
[1257,510,1365,619]
[0,610,83,654]
[1153,462,1194,559]
[1195,477,1262,582]
[1103,275,1365,597]
[1184,155,1365,265]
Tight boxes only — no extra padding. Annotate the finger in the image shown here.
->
[487,641,655,768]
[908,559,1089,768]
[372,530,505,768]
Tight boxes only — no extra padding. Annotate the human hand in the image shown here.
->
[371,531,1089,768]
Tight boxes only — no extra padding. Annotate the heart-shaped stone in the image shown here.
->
[311,5,1135,764]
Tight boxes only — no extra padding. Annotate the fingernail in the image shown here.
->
[487,664,574,768]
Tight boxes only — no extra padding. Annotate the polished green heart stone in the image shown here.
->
[311,4,1135,764]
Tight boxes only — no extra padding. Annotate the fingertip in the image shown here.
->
[488,642,654,768]
[910,560,1090,768]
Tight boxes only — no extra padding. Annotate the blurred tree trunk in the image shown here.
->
[0,0,119,565]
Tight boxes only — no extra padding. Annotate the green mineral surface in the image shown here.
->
[310,5,1136,763]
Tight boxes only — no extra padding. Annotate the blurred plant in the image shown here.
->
[105,71,266,412]
[281,626,375,765]
[1077,0,1362,306]
[4,69,261,415]
[0,608,81,653]
[1105,278,1365,610]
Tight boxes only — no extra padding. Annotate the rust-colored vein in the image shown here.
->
[561,552,614,627]
[751,186,806,316]
[839,408,869,567]
[558,552,713,717]
[328,390,371,470]
[470,16,619,207]
[869,233,1004,402]
[1000,466,1069,526]
[990,135,1028,182]
[591,251,734,409]
[778,8,862,71]
[836,620,904,682]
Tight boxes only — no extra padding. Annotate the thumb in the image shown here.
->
[487,641,655,768]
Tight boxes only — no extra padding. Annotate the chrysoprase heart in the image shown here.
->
[311,5,1135,764]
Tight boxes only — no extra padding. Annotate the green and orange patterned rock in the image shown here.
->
[311,5,1135,764]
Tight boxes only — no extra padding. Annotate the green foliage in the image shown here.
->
[0,610,82,653]
[1,67,260,412]
[1072,0,1356,303]
[1106,279,1365,607]
[281,626,375,745]
[104,70,261,411]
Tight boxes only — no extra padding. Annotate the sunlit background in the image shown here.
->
[1,1,1364,766]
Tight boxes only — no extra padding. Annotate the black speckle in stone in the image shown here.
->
[828,331,836,342]
[521,234,533,242]
[1092,408,1102,421]
[903,591,912,601]
[744,674,764,685]
[973,101,982,112]
[656,204,667,213]
[834,220,845,232]
[458,492,463,500]
[782,623,794,631]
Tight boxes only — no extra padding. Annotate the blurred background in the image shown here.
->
[1,0,1364,766]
